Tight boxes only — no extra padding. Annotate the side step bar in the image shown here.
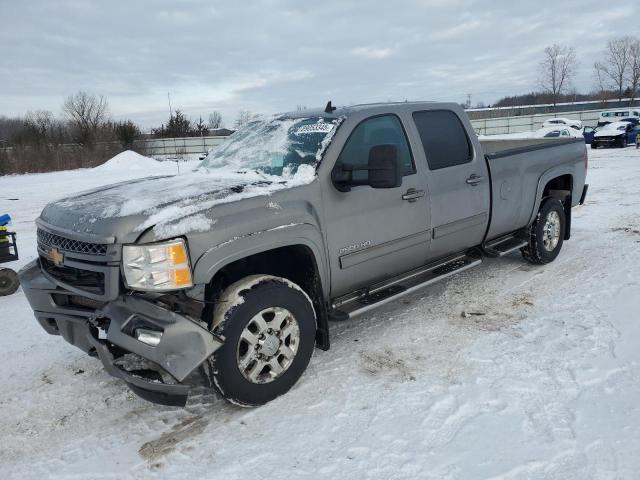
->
[482,235,528,258]
[331,253,482,319]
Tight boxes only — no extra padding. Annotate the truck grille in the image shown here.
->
[38,228,108,256]
[40,256,105,295]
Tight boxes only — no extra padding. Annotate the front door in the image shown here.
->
[323,114,431,297]
[411,109,490,258]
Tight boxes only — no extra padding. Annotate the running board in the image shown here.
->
[332,254,482,319]
[483,235,528,257]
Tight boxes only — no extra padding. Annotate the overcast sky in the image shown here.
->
[1,0,637,128]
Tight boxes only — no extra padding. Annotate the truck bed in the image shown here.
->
[479,137,581,157]
[479,138,586,241]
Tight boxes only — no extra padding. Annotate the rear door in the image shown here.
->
[410,109,490,258]
[323,113,431,297]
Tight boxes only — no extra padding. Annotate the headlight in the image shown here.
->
[122,239,193,291]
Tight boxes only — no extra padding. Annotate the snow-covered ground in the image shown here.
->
[1,148,640,479]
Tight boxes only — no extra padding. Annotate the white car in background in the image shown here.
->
[478,125,582,140]
[598,109,640,127]
[542,117,583,130]
[532,126,583,139]
[591,121,636,148]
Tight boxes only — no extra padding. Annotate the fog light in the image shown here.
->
[135,328,163,347]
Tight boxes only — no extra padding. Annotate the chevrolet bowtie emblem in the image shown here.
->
[47,248,64,266]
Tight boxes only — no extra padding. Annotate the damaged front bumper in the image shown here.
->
[19,260,223,406]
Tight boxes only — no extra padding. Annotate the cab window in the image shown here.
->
[337,115,415,183]
[412,110,473,170]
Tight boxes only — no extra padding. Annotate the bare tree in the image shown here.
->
[627,37,640,105]
[538,44,577,111]
[63,91,109,146]
[234,110,253,129]
[208,111,222,129]
[24,110,54,144]
[594,36,634,104]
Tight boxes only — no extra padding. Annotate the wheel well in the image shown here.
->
[543,174,573,198]
[205,245,330,350]
[542,174,573,240]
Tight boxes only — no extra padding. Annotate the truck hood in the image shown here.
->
[40,166,316,243]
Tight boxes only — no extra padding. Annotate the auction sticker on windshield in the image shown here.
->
[294,122,335,135]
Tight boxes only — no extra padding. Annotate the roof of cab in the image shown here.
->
[278,101,451,120]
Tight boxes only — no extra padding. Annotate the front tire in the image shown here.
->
[208,275,316,407]
[521,198,566,265]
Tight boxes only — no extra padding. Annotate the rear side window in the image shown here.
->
[412,110,472,170]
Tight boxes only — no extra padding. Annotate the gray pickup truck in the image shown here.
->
[20,102,588,407]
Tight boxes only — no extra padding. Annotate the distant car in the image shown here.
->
[532,126,583,139]
[591,121,637,149]
[542,118,583,130]
[597,109,640,127]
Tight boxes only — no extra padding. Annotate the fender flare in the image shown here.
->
[192,222,329,301]
[192,223,331,350]
[528,165,574,226]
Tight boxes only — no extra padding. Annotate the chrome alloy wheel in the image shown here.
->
[542,210,561,251]
[236,307,300,384]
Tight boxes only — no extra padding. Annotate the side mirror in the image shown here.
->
[331,144,403,192]
[367,144,403,189]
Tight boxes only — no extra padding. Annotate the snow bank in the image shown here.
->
[93,150,162,172]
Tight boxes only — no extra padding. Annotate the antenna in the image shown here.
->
[324,101,337,113]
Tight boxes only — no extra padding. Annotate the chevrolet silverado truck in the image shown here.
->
[19,102,588,407]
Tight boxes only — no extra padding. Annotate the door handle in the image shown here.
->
[402,188,426,202]
[466,174,484,186]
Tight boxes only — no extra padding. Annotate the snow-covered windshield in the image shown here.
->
[201,116,341,177]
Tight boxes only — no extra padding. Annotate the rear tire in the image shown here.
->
[208,275,316,407]
[0,268,19,296]
[521,199,566,265]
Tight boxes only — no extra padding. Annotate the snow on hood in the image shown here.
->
[594,121,631,137]
[48,164,316,238]
[43,114,343,238]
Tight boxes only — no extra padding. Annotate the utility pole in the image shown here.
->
[168,92,180,173]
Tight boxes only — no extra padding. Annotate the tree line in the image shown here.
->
[0,92,259,174]
[492,36,640,109]
[0,91,237,150]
